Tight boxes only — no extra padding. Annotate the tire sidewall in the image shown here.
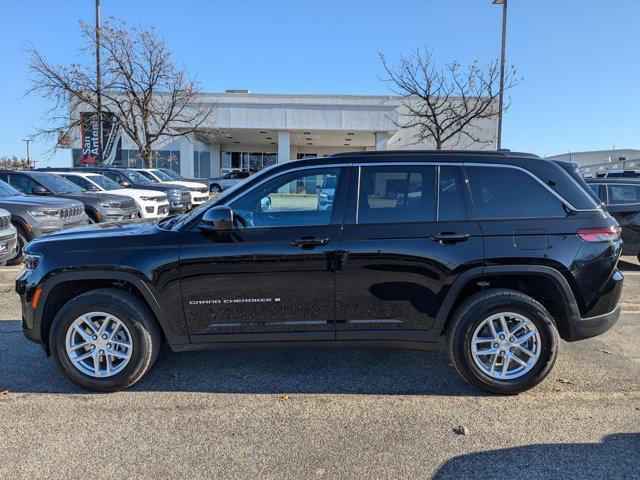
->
[454,296,557,394]
[50,296,150,391]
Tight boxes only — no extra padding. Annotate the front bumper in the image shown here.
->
[0,231,18,264]
[169,200,192,213]
[98,207,138,223]
[566,304,621,341]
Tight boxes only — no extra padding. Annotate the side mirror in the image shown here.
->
[31,186,49,195]
[86,185,101,192]
[120,180,133,188]
[200,205,234,231]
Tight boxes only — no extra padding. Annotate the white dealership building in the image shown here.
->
[71,90,498,178]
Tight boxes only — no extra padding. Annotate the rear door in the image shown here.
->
[335,162,483,342]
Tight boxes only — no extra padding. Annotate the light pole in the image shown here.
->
[493,0,508,150]
[95,0,103,164]
[22,139,32,169]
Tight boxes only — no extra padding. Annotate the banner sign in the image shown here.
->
[79,112,122,166]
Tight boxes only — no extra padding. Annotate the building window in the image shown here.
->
[193,150,211,178]
[221,151,277,174]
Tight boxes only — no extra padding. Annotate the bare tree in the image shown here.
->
[26,18,213,167]
[0,156,33,170]
[380,47,521,150]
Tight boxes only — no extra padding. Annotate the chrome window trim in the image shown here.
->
[222,161,600,223]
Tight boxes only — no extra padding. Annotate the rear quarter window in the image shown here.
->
[466,166,567,219]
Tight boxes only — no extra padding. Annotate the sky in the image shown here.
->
[0,0,638,167]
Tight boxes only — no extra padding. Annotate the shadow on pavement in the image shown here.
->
[618,259,640,272]
[433,434,640,480]
[0,320,477,395]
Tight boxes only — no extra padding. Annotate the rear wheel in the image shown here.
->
[210,184,222,193]
[447,289,559,394]
[49,288,161,392]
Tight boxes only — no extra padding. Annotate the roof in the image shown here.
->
[328,150,540,159]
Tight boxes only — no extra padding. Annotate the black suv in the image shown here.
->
[587,177,640,260]
[17,151,623,394]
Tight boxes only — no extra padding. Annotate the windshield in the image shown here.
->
[153,169,175,181]
[124,171,151,184]
[88,175,121,191]
[0,179,22,197]
[162,169,182,180]
[38,173,84,193]
[138,171,159,183]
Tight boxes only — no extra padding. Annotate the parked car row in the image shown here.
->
[0,165,224,264]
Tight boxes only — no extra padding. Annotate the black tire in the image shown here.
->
[210,184,222,193]
[6,229,27,266]
[49,288,161,392]
[447,288,559,395]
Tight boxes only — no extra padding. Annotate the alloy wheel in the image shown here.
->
[65,312,133,378]
[470,312,541,380]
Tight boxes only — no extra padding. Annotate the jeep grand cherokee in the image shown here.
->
[16,151,623,394]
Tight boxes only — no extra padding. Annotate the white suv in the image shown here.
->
[55,172,170,219]
[134,169,210,206]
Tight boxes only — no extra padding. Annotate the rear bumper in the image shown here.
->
[567,303,621,341]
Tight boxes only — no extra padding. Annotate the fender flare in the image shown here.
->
[35,270,189,347]
[434,265,580,331]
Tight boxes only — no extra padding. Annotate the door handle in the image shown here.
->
[430,232,470,243]
[290,236,330,248]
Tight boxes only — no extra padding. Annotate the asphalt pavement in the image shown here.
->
[0,261,638,479]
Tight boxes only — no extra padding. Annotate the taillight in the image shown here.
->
[577,226,622,242]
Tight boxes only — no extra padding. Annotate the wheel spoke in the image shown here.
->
[500,357,510,378]
[92,352,101,376]
[107,348,130,360]
[514,344,538,361]
[488,319,499,340]
[74,325,93,342]
[106,355,113,375]
[510,353,530,369]
[516,330,535,344]
[511,320,531,336]
[489,354,499,375]
[71,349,94,363]
[68,341,91,352]
[499,315,510,336]
[109,338,131,349]
[473,346,499,356]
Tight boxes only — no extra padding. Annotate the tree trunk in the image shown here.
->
[141,146,154,168]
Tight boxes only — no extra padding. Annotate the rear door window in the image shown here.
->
[357,165,436,224]
[608,184,640,204]
[466,166,567,219]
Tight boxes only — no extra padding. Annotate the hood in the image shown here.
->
[131,183,187,193]
[165,180,208,189]
[116,188,167,198]
[0,195,84,208]
[25,218,161,251]
[54,192,134,204]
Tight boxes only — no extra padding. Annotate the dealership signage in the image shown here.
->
[80,112,122,166]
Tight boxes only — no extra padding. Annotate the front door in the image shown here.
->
[335,163,483,343]
[180,166,349,343]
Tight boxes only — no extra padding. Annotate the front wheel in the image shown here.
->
[49,288,161,392]
[447,289,559,395]
[210,184,222,193]
[6,230,27,266]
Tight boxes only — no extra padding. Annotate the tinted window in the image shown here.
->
[37,174,84,193]
[138,171,159,182]
[358,166,436,224]
[125,171,152,184]
[88,175,121,191]
[61,175,94,190]
[588,184,607,203]
[7,174,40,194]
[608,184,640,204]
[467,166,567,219]
[439,166,467,221]
[101,171,124,183]
[230,168,341,228]
[0,179,22,197]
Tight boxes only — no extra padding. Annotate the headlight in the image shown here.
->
[24,254,41,270]
[140,196,156,201]
[28,209,60,218]
[98,201,118,208]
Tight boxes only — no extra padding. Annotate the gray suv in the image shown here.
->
[0,170,138,223]
[0,179,89,264]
